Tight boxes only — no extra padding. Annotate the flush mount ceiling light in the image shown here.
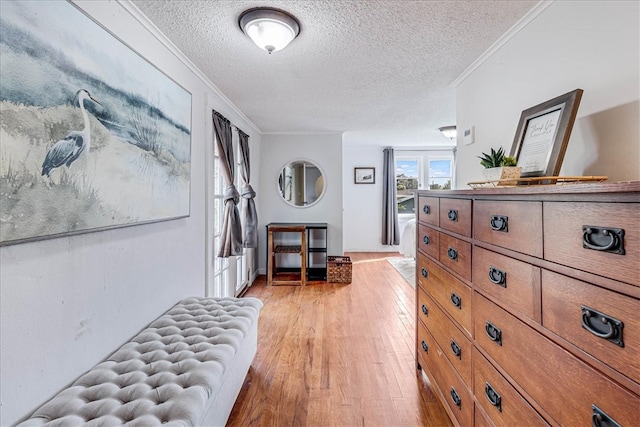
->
[439,126,457,139]
[239,7,300,54]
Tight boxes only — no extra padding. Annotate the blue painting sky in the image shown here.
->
[1,0,191,130]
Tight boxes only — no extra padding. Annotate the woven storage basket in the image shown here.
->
[327,256,352,284]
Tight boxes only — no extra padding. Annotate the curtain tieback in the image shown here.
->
[223,185,240,204]
[240,184,256,199]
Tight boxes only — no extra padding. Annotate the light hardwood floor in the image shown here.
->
[227,252,452,427]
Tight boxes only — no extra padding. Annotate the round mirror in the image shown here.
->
[277,160,325,207]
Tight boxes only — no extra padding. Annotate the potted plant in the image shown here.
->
[478,147,522,185]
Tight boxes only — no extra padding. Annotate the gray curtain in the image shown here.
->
[238,129,258,248]
[382,147,399,245]
[213,111,242,257]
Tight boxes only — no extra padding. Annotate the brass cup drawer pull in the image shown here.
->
[447,209,458,222]
[488,266,507,287]
[447,247,458,261]
[423,205,431,215]
[485,382,502,412]
[485,321,502,346]
[450,292,462,309]
[592,404,621,427]
[450,387,462,408]
[582,226,625,255]
[490,215,508,232]
[422,235,430,245]
[450,339,461,359]
[581,305,624,347]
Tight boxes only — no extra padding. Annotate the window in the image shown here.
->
[212,141,229,295]
[395,151,455,214]
[396,157,421,214]
[428,158,453,190]
[233,140,248,295]
[212,133,249,297]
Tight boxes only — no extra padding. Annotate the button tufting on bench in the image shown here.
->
[18,297,263,426]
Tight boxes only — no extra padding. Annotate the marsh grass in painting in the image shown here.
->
[0,0,192,245]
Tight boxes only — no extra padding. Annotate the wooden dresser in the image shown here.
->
[414,182,639,427]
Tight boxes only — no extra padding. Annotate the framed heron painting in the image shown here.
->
[0,0,192,246]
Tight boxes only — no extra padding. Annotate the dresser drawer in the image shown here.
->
[473,348,548,427]
[418,196,439,226]
[417,324,472,427]
[474,292,640,427]
[544,202,640,286]
[416,318,436,374]
[439,198,472,237]
[474,404,493,427]
[473,200,542,257]
[418,255,472,334]
[439,233,472,282]
[472,246,541,321]
[418,289,472,387]
[418,224,439,260]
[542,269,640,384]
[429,340,474,427]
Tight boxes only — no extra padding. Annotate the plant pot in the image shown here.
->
[483,166,522,185]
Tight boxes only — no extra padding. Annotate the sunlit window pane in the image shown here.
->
[429,159,452,190]
[212,130,248,297]
[396,158,420,214]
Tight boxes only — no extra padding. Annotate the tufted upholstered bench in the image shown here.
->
[17,296,263,427]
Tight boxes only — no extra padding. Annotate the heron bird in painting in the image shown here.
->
[41,89,101,177]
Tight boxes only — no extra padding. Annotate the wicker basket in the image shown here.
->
[327,256,352,284]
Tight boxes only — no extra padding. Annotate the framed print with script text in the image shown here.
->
[510,89,583,177]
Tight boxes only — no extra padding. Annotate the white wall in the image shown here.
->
[343,143,386,251]
[257,133,343,273]
[342,132,455,252]
[0,1,260,425]
[456,1,639,187]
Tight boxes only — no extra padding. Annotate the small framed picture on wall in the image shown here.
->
[354,167,375,184]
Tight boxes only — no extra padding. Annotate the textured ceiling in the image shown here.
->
[130,0,538,144]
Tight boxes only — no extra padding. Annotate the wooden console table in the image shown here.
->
[266,223,328,286]
[267,224,306,286]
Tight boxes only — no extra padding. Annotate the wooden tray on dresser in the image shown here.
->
[467,175,608,188]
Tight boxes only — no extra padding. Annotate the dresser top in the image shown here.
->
[417,181,639,202]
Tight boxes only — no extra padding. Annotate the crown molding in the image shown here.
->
[262,131,344,136]
[451,0,555,88]
[116,0,262,135]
